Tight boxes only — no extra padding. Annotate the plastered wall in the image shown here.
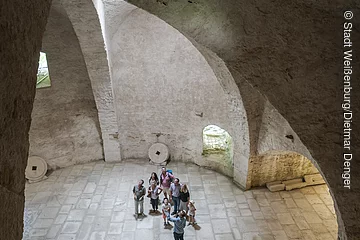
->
[103,2,247,181]
[29,6,104,170]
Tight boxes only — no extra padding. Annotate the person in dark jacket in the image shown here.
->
[179,184,190,216]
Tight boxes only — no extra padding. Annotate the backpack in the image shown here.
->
[167,169,174,183]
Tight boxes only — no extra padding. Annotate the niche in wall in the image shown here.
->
[250,151,320,187]
[202,125,233,176]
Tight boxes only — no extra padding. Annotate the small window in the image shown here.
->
[36,52,51,88]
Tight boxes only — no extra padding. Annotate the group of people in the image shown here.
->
[132,167,197,240]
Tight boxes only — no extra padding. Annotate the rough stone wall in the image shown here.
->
[0,0,51,239]
[251,151,319,187]
[103,1,248,181]
[29,6,103,170]
[125,0,360,238]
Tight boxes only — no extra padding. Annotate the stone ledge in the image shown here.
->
[285,182,308,191]
[304,173,325,185]
[265,174,327,192]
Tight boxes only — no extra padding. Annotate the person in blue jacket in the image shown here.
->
[167,210,187,240]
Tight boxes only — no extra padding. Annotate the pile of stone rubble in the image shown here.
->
[266,173,325,192]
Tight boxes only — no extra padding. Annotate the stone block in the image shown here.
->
[267,183,285,192]
[306,180,326,186]
[266,181,282,188]
[285,182,308,191]
[282,178,303,185]
[304,174,325,185]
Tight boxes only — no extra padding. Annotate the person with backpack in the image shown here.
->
[160,167,174,199]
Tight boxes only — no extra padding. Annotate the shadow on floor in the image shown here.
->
[191,224,201,231]
[164,223,173,230]
[148,210,162,216]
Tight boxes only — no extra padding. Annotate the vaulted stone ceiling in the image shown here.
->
[125,0,360,238]
[0,0,359,239]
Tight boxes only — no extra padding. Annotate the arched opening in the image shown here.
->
[202,125,234,177]
[250,150,338,237]
[251,151,320,187]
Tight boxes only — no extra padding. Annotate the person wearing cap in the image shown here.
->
[167,210,187,240]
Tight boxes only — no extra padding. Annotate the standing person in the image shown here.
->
[179,184,190,216]
[132,179,146,219]
[167,210,187,240]
[148,172,160,205]
[160,167,174,199]
[148,182,162,213]
[162,197,171,226]
[169,178,182,215]
[149,172,159,186]
[187,200,197,225]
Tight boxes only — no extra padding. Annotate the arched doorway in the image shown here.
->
[202,125,234,177]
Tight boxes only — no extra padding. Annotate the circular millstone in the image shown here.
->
[148,143,169,164]
[25,156,48,182]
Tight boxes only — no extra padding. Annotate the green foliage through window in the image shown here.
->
[36,52,51,88]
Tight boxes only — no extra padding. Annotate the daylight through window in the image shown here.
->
[202,125,232,154]
[36,52,51,88]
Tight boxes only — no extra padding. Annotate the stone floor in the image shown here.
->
[23,160,338,240]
